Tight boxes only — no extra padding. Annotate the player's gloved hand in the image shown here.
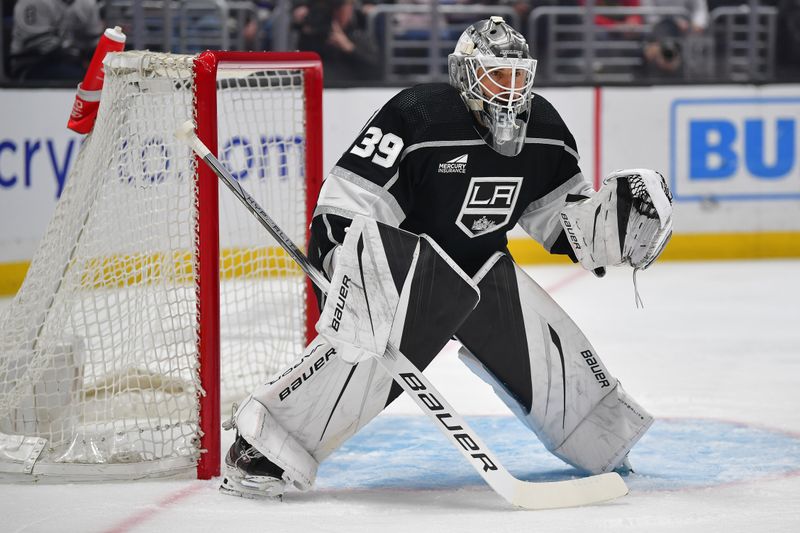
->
[559,168,673,271]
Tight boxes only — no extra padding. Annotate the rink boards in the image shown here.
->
[2,84,800,295]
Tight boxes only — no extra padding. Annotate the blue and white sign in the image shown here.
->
[670,97,800,201]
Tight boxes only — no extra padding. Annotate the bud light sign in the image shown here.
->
[670,97,800,201]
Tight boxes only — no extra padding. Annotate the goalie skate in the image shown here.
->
[220,434,287,500]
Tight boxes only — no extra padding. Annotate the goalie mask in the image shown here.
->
[448,16,537,157]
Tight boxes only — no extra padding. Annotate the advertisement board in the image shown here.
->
[602,85,800,235]
[1,84,798,294]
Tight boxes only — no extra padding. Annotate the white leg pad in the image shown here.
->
[234,396,319,491]
[552,381,652,473]
[458,346,652,474]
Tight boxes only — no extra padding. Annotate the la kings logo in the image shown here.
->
[456,177,522,238]
[438,154,468,174]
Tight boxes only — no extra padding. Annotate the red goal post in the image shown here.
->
[194,51,323,479]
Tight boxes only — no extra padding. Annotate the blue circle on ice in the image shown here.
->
[315,416,800,492]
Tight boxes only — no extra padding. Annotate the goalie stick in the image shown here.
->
[176,121,628,510]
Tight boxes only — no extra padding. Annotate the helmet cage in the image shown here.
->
[460,55,536,155]
[448,17,537,156]
[463,56,537,116]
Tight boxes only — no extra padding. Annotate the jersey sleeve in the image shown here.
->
[309,96,414,276]
[517,126,594,259]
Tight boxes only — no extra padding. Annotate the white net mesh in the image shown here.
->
[215,64,308,402]
[0,52,310,480]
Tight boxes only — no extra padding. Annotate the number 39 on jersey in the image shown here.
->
[350,127,404,168]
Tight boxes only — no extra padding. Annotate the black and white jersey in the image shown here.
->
[309,83,593,277]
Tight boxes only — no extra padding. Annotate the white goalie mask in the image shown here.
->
[448,17,537,157]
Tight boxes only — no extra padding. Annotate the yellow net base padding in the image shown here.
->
[0,261,29,297]
[2,233,799,297]
[0,247,304,296]
[507,231,800,264]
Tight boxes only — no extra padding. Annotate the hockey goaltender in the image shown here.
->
[219,16,673,502]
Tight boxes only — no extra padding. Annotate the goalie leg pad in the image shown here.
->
[237,336,396,488]
[234,393,320,491]
[552,380,652,474]
[239,226,480,487]
[317,215,480,364]
[317,215,419,363]
[456,252,653,473]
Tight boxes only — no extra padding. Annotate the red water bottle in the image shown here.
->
[67,26,126,134]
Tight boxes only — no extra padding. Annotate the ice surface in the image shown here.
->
[1,260,798,532]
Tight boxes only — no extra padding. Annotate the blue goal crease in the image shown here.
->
[314,415,800,492]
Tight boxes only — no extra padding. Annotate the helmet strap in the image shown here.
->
[465,97,483,111]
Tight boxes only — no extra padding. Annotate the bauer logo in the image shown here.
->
[329,275,351,332]
[277,346,336,401]
[456,176,522,238]
[671,97,800,201]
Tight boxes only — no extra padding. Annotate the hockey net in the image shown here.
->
[0,51,322,481]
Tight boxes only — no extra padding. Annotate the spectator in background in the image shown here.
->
[243,2,276,51]
[576,0,645,77]
[10,0,103,81]
[502,1,534,23]
[2,1,15,79]
[297,0,380,84]
[643,0,708,32]
[776,0,800,78]
[585,0,644,32]
[641,0,709,78]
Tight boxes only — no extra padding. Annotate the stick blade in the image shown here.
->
[507,472,628,510]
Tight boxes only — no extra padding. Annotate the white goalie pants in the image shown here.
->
[234,251,653,490]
